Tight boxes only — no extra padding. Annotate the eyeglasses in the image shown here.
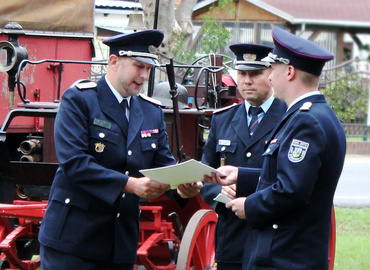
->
[267,52,290,65]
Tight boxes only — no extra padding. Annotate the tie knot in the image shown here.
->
[121,99,128,110]
[249,106,263,116]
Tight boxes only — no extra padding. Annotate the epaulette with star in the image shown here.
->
[139,93,162,106]
[300,102,313,111]
[213,103,238,114]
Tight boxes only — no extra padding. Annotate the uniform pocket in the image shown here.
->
[216,142,237,154]
[89,125,119,145]
[46,188,91,243]
[139,138,159,152]
[253,225,296,269]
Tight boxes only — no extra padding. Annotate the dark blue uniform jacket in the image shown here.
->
[237,95,346,269]
[201,99,286,264]
[38,76,176,264]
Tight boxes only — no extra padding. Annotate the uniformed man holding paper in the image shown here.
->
[39,30,179,270]
[205,27,346,270]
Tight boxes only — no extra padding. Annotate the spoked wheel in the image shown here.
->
[176,209,217,270]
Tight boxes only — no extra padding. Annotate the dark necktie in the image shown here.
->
[248,106,263,136]
[120,99,129,132]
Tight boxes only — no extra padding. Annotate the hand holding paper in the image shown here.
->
[213,193,232,204]
[203,165,238,186]
[139,159,221,189]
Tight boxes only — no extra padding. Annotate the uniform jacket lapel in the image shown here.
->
[234,99,286,149]
[127,96,143,146]
[232,103,250,147]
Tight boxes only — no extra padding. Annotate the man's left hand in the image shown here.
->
[226,197,247,219]
[177,182,203,199]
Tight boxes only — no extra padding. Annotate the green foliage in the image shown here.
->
[334,207,370,269]
[198,13,231,55]
[169,33,197,64]
[170,0,234,63]
[322,74,368,123]
[198,0,233,55]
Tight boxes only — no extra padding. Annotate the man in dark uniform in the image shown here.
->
[205,27,346,270]
[38,30,184,270]
[200,44,286,270]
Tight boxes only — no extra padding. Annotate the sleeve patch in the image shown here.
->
[288,139,309,163]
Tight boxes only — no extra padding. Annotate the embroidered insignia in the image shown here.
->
[218,139,231,146]
[243,53,257,61]
[288,139,309,163]
[95,142,106,153]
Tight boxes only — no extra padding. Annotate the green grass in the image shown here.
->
[334,207,370,270]
[346,137,369,142]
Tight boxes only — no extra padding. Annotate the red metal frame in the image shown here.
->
[0,201,47,270]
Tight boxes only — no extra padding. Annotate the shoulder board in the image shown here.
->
[75,81,97,90]
[300,102,313,111]
[139,94,162,106]
[213,103,238,114]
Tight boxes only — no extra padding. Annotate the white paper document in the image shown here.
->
[213,193,232,204]
[139,159,219,189]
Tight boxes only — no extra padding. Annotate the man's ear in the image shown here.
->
[109,54,119,70]
[286,65,296,81]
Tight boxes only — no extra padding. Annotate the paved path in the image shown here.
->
[334,154,370,207]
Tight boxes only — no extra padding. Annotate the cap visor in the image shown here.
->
[134,56,159,66]
[236,64,268,71]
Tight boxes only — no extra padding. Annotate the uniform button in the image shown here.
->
[65,198,71,204]
[272,224,279,229]
[151,143,156,149]
[99,132,105,138]
[221,146,226,151]
[125,171,129,175]
[117,213,120,218]
[266,148,271,153]
[122,193,126,198]
[128,150,132,156]
[246,152,252,158]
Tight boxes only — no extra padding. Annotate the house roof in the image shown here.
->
[247,0,370,28]
[194,0,370,28]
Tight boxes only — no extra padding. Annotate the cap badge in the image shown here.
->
[95,142,106,153]
[243,54,257,61]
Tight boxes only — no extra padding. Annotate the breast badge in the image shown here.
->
[95,142,106,153]
[141,129,159,138]
[288,139,309,163]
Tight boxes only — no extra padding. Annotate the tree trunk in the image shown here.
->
[139,0,197,57]
[139,0,175,57]
[175,0,198,51]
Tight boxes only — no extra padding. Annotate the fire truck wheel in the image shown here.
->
[176,209,217,270]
